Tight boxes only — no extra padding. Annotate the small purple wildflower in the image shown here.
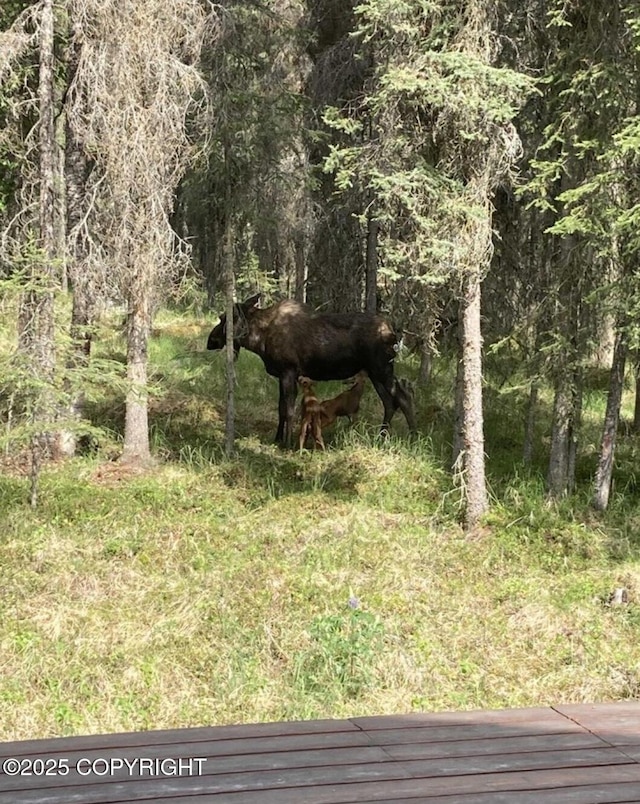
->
[348,596,360,610]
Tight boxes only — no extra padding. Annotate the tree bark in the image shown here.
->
[224,227,236,457]
[461,272,488,529]
[593,328,627,511]
[593,311,616,369]
[294,230,307,303]
[58,28,95,458]
[417,340,432,387]
[56,111,67,292]
[364,209,378,313]
[523,381,538,466]
[452,317,464,469]
[24,0,58,504]
[122,272,151,465]
[633,352,640,433]
[567,371,583,494]
[37,0,57,298]
[546,373,572,498]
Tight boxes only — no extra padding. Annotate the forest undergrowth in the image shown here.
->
[1,310,640,740]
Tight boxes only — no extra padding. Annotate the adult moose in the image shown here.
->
[207,294,416,447]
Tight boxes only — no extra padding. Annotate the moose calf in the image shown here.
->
[319,370,367,429]
[298,376,325,451]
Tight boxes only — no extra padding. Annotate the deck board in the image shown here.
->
[553,703,640,746]
[1,703,639,803]
[0,718,359,758]
[351,706,569,729]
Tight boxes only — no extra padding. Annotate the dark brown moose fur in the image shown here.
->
[297,376,325,451]
[319,370,368,429]
[207,294,417,447]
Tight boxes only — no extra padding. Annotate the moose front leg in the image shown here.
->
[370,376,397,437]
[276,373,298,448]
[394,377,417,433]
[275,378,287,444]
[283,371,298,448]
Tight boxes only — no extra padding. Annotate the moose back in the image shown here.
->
[207,295,416,447]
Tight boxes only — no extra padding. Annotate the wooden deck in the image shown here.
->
[1,703,639,803]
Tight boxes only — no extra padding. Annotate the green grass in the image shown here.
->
[1,309,640,740]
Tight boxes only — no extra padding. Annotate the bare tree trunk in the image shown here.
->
[59,31,95,458]
[546,225,580,499]
[523,381,538,466]
[55,113,67,293]
[38,0,56,295]
[547,373,572,498]
[294,230,307,303]
[452,318,464,469]
[224,227,236,456]
[364,209,378,313]
[417,340,432,387]
[122,273,151,465]
[593,311,616,369]
[461,273,488,529]
[59,283,93,457]
[593,329,627,511]
[633,352,640,433]
[567,372,583,494]
[25,0,58,505]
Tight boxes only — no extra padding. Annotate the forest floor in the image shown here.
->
[1,310,640,741]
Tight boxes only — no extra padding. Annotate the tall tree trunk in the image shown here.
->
[461,272,488,529]
[364,209,378,313]
[452,318,464,469]
[546,373,572,498]
[122,272,151,465]
[294,230,307,303]
[523,381,538,466]
[37,0,56,300]
[566,371,583,494]
[55,110,67,292]
[59,282,93,457]
[23,0,58,505]
[593,328,627,511]
[417,340,432,387]
[594,311,616,369]
[59,31,95,458]
[633,352,640,433]
[546,216,580,498]
[224,226,236,456]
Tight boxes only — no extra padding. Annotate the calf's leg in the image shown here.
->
[299,419,309,451]
[313,415,325,450]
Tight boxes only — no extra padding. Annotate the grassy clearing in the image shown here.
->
[1,310,639,740]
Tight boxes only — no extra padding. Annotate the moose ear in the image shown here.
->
[242,293,262,309]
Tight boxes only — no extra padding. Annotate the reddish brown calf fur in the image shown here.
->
[298,376,325,451]
[319,370,367,428]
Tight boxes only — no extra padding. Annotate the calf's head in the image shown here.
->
[298,376,316,397]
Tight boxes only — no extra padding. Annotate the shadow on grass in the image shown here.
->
[226,439,365,502]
